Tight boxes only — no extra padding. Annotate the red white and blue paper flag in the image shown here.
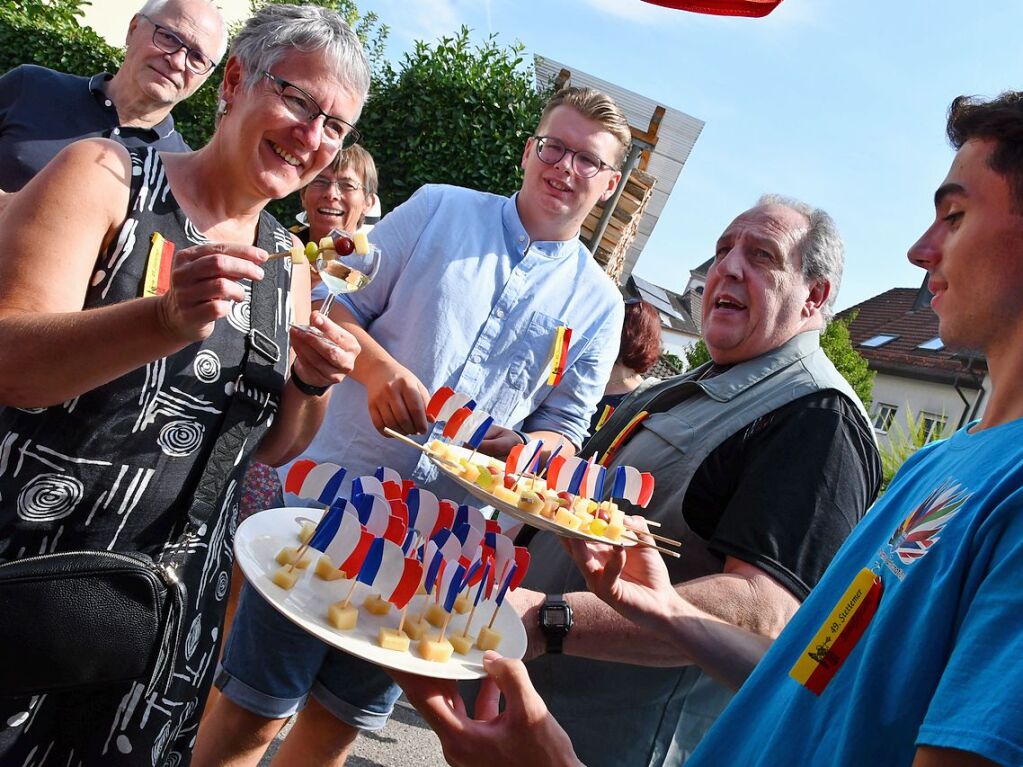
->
[441,561,468,613]
[453,521,483,565]
[407,488,439,539]
[400,528,418,556]
[351,475,387,502]
[387,498,409,531]
[462,555,486,589]
[374,466,402,485]
[464,414,494,450]
[435,499,457,538]
[312,504,374,579]
[426,387,477,423]
[451,408,490,445]
[488,532,515,599]
[355,537,385,586]
[284,460,347,504]
[510,547,531,590]
[307,500,347,553]
[506,439,545,476]
[493,563,518,606]
[454,504,485,532]
[546,454,585,493]
[472,561,491,606]
[610,466,656,507]
[442,405,477,440]
[579,461,606,500]
[373,539,424,610]
[424,529,463,592]
[354,493,392,536]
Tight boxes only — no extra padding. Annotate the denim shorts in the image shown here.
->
[215,583,401,730]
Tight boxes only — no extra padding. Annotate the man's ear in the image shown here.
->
[600,170,623,203]
[125,13,140,47]
[807,279,831,314]
[521,137,533,172]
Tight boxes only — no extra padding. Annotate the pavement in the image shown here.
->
[259,697,450,766]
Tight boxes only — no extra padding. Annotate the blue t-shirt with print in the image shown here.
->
[689,418,1023,767]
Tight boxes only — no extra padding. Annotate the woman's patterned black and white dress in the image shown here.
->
[0,148,294,766]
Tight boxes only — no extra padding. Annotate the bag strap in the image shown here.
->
[185,263,286,530]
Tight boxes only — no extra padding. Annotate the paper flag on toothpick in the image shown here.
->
[610,466,656,507]
[488,532,515,599]
[546,455,585,493]
[426,388,477,423]
[424,529,462,592]
[284,460,347,504]
[453,521,483,565]
[451,408,491,445]
[510,547,531,590]
[493,563,518,606]
[373,539,424,609]
[406,488,439,540]
[355,537,385,586]
[464,415,494,450]
[442,405,477,440]
[442,562,468,613]
[353,493,392,537]
[351,475,387,502]
[434,500,457,537]
[308,503,374,578]
[506,439,545,476]
[374,466,402,485]
[579,460,606,500]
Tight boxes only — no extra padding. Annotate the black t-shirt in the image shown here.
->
[682,390,881,599]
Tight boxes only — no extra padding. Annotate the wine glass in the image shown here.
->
[293,229,381,340]
[314,228,381,315]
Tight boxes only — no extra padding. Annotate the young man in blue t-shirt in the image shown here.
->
[396,91,1023,767]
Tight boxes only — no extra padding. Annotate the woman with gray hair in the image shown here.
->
[0,5,368,764]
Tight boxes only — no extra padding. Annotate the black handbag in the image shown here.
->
[0,265,285,698]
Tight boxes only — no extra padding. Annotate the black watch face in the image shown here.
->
[546,611,568,627]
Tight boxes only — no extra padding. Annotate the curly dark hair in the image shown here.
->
[947,92,1023,212]
[619,300,662,374]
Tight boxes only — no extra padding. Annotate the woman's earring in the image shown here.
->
[217,98,230,117]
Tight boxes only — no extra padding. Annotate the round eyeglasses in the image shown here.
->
[263,72,362,150]
[140,14,216,75]
[532,135,618,178]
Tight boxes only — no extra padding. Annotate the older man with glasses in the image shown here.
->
[0,0,226,194]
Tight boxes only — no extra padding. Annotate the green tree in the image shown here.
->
[357,26,553,213]
[820,313,874,406]
[0,0,120,79]
[681,315,874,404]
[878,408,951,492]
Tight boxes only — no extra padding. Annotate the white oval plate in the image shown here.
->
[234,507,527,680]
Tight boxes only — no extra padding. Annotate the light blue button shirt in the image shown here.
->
[290,184,624,501]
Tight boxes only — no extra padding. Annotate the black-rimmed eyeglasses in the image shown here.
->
[532,135,618,178]
[263,72,362,149]
[140,14,216,75]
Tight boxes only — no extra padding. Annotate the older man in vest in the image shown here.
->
[486,194,882,767]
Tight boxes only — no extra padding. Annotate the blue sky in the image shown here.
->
[348,0,1023,312]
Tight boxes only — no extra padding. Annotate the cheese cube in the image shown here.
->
[449,632,474,655]
[425,603,448,628]
[327,602,358,630]
[353,230,371,256]
[275,546,313,569]
[314,555,344,581]
[403,618,431,640]
[298,521,318,544]
[271,566,300,590]
[459,462,481,483]
[517,491,544,515]
[318,235,336,252]
[554,508,582,530]
[491,486,520,506]
[475,626,503,651]
[418,635,454,663]
[605,521,625,541]
[453,594,472,614]
[363,594,392,615]
[377,627,411,652]
[289,245,307,265]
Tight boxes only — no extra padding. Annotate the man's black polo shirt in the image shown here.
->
[0,64,190,192]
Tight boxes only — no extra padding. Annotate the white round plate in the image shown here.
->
[234,507,527,680]
[429,455,632,548]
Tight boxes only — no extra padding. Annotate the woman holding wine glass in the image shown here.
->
[0,4,367,764]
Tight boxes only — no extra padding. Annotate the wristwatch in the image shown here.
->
[539,593,573,655]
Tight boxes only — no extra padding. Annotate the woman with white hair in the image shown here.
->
[0,5,369,764]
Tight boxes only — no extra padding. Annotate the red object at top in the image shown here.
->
[641,0,782,17]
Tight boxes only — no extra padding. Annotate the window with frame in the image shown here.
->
[919,412,948,443]
[872,403,897,432]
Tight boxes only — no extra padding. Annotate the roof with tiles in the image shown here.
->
[837,281,987,387]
